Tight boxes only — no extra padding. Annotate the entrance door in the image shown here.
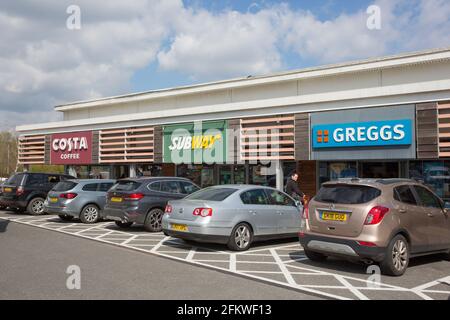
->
[218,165,232,185]
[360,162,399,179]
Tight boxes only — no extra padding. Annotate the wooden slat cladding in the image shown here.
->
[240,115,295,161]
[295,113,310,160]
[437,101,450,158]
[99,126,154,163]
[417,102,438,159]
[18,135,46,164]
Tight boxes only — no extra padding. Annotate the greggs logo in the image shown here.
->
[312,119,412,149]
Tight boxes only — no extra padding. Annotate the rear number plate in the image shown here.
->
[171,224,188,232]
[321,211,348,222]
[50,197,58,203]
[4,188,12,193]
[111,197,123,203]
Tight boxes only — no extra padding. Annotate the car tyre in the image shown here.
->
[304,249,328,262]
[227,223,253,251]
[80,204,100,224]
[58,215,74,221]
[442,249,450,261]
[380,235,409,276]
[27,197,45,215]
[144,208,164,232]
[115,221,133,228]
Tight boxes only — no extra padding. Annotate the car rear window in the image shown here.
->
[110,180,141,192]
[5,173,24,186]
[314,184,381,204]
[52,181,78,192]
[186,187,237,201]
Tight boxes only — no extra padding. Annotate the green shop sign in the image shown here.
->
[163,120,227,164]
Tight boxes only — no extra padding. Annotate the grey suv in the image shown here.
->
[104,177,200,232]
[300,178,450,276]
[44,179,116,223]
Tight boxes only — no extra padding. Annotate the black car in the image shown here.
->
[0,172,75,215]
[104,177,200,232]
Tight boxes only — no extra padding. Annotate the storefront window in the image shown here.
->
[73,166,89,179]
[408,161,450,201]
[249,164,276,187]
[137,165,162,177]
[177,164,215,188]
[89,166,111,179]
[319,162,357,186]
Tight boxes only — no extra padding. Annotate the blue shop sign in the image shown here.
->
[312,119,412,149]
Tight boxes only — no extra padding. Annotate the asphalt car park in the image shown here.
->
[1,210,450,300]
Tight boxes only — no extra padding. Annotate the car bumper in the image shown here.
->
[299,233,386,262]
[43,205,79,217]
[0,198,27,209]
[162,216,232,244]
[103,206,146,224]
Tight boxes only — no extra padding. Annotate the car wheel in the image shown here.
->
[27,198,45,215]
[144,208,164,232]
[227,223,253,251]
[80,204,100,224]
[380,235,409,276]
[442,249,450,261]
[115,221,133,228]
[58,215,74,221]
[304,249,328,262]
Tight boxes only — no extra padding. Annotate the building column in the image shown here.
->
[275,160,284,191]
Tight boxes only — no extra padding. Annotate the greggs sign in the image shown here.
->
[50,131,93,164]
[312,119,412,149]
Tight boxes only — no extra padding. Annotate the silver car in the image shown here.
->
[162,185,303,251]
[44,179,115,224]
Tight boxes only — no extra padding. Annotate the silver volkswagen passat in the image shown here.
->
[44,179,115,224]
[162,185,303,251]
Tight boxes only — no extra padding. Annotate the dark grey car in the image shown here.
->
[103,177,200,232]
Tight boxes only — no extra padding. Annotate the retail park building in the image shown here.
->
[16,47,450,200]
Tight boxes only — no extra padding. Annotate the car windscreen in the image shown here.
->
[110,180,142,192]
[186,187,237,201]
[314,184,381,204]
[5,173,24,186]
[52,181,78,192]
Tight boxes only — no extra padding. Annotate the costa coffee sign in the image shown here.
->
[50,131,93,164]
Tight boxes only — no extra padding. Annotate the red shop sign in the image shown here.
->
[50,131,93,165]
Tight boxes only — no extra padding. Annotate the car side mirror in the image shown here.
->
[295,200,302,208]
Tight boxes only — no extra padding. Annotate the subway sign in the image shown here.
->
[312,119,412,149]
[163,121,227,164]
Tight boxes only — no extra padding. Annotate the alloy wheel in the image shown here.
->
[32,200,44,214]
[392,239,408,271]
[83,206,99,223]
[234,225,250,249]
[149,211,162,229]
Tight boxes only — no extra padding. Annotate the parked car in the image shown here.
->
[0,180,6,210]
[299,178,450,276]
[104,177,200,231]
[0,172,75,215]
[44,179,116,223]
[162,185,304,251]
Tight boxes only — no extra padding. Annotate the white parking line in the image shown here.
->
[335,275,369,300]
[186,247,197,261]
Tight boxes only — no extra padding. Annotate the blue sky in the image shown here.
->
[0,0,449,129]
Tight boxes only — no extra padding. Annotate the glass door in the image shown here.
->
[359,162,399,179]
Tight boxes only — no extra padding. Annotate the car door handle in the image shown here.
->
[427,213,435,217]
[398,208,407,213]
[249,210,256,215]
[277,211,284,215]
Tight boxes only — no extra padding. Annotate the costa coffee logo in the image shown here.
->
[50,131,92,165]
[52,137,88,152]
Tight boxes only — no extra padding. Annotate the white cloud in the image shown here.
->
[0,0,449,131]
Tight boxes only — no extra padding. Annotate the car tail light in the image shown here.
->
[364,206,389,225]
[16,186,24,196]
[125,193,144,201]
[165,204,173,214]
[357,241,377,247]
[60,193,78,199]
[193,208,213,217]
[298,232,306,238]
[302,203,309,220]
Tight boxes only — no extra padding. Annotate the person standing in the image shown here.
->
[285,172,305,204]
